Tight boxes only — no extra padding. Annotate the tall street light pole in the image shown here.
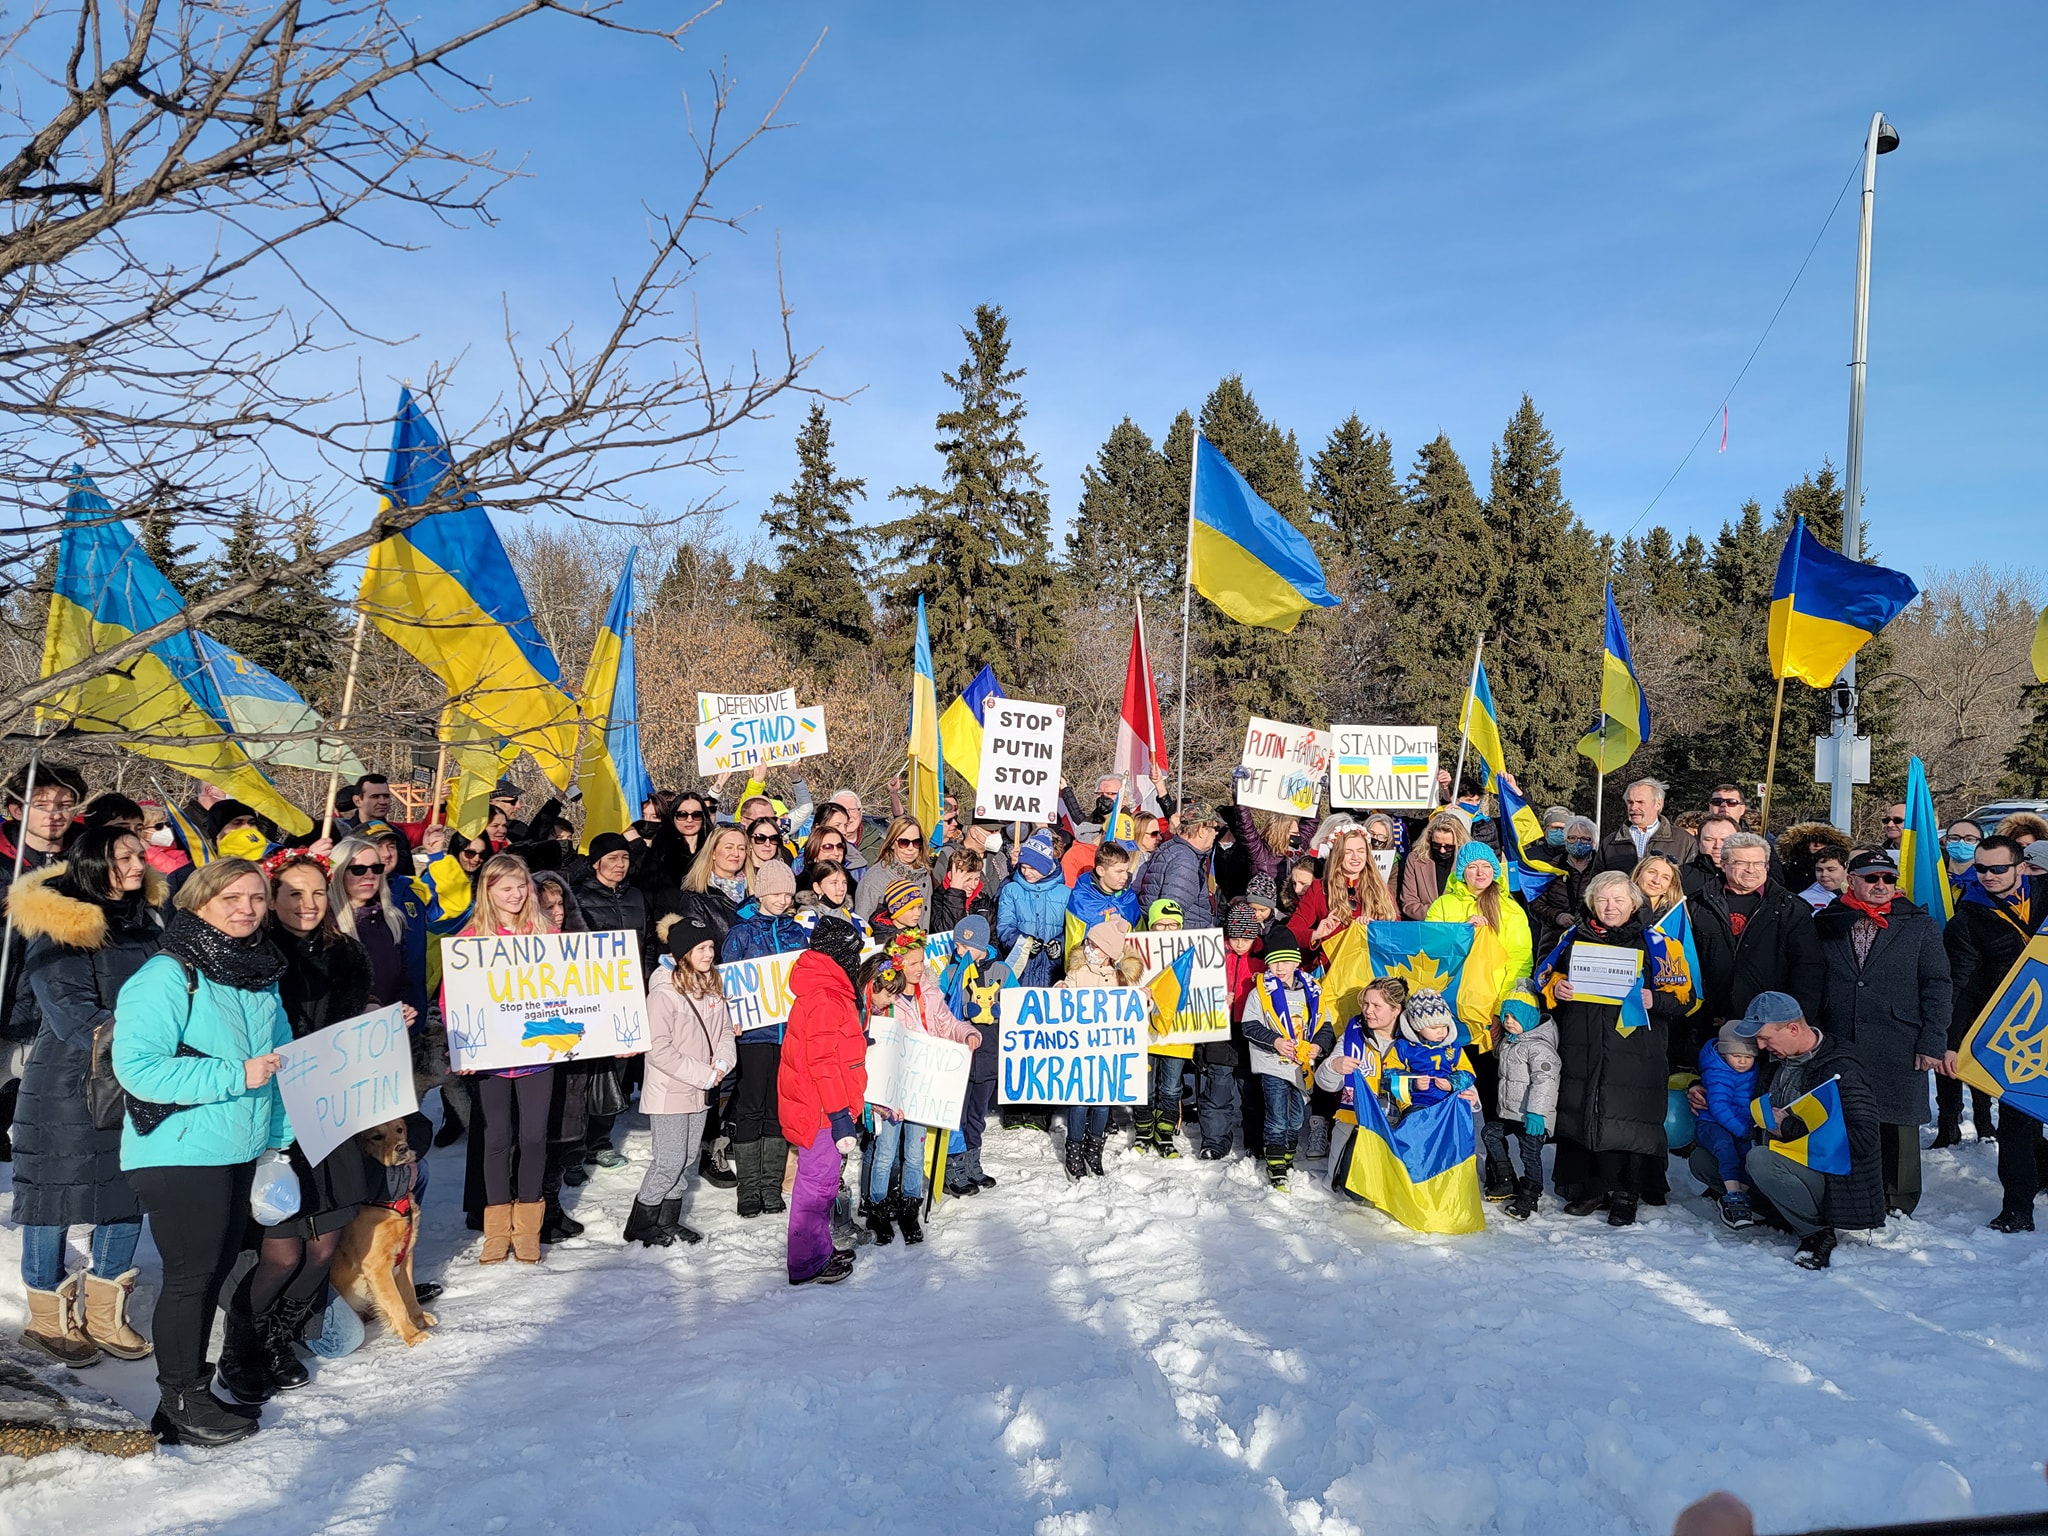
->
[1829,111,1900,834]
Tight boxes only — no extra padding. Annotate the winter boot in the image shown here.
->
[1606,1193,1640,1228]
[151,1377,259,1447]
[700,1134,739,1188]
[758,1137,790,1215]
[733,1140,765,1219]
[1153,1116,1182,1159]
[1719,1191,1757,1230]
[1563,1194,1607,1218]
[895,1194,925,1246]
[261,1296,314,1392]
[1303,1114,1332,1162]
[1793,1228,1838,1269]
[1265,1149,1294,1190]
[1131,1107,1157,1154]
[540,1198,584,1243]
[214,1296,274,1405]
[1483,1155,1516,1201]
[20,1276,101,1368]
[974,1145,999,1190]
[82,1268,152,1360]
[1083,1133,1106,1178]
[479,1204,514,1264]
[790,1250,857,1286]
[510,1201,546,1263]
[1988,1206,2035,1233]
[1504,1177,1542,1221]
[1064,1136,1088,1182]
[657,1196,703,1245]
[866,1197,896,1244]
[624,1200,677,1247]
[1974,1093,2000,1142]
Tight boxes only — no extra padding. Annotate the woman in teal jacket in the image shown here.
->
[113,858,292,1448]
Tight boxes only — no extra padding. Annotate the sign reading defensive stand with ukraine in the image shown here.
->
[694,704,829,774]
[444,929,648,1072]
[998,988,1146,1106]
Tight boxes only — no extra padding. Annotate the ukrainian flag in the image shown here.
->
[1148,945,1196,1030]
[1189,434,1338,633]
[908,595,945,840]
[161,799,214,869]
[39,471,312,835]
[1767,516,1918,688]
[1897,756,1953,923]
[1576,584,1651,773]
[2034,606,2047,684]
[358,389,579,787]
[1339,1080,1484,1235]
[442,705,517,837]
[573,549,653,850]
[938,664,1004,785]
[1955,932,2048,1124]
[1461,659,1507,791]
[1324,922,1479,1036]
[1752,1078,1851,1175]
[195,632,366,779]
[1497,773,1562,900]
[1645,901,1703,1014]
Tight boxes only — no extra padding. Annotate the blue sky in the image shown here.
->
[313,3,2045,581]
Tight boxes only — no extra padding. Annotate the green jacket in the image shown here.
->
[113,952,293,1170]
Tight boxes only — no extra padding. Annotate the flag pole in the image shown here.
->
[321,607,370,842]
[1759,675,1788,833]
[1174,432,1199,814]
[426,743,450,829]
[1594,763,1606,847]
[1450,632,1484,805]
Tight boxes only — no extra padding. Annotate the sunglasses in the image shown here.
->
[1855,872,1898,886]
[750,833,780,845]
[675,809,704,821]
[345,862,382,877]
[1709,796,1743,807]
[893,836,921,849]
[1880,816,1905,826]
[1974,862,2016,875]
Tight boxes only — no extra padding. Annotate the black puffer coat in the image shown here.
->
[1551,917,1686,1159]
[665,883,744,951]
[1813,896,1951,1126]
[8,864,163,1226]
[1756,1030,1885,1230]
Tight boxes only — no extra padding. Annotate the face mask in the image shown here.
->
[147,826,175,847]
[1567,841,1594,859]
[1946,841,1978,863]
[217,826,268,861]
[1545,828,1566,847]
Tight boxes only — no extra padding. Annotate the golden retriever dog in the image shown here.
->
[331,1120,437,1347]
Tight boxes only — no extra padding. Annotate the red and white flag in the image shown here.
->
[1114,602,1169,813]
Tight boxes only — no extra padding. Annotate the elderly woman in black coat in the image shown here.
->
[1549,871,1689,1228]
[8,825,163,1366]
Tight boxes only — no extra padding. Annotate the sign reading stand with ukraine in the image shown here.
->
[443,929,648,1073]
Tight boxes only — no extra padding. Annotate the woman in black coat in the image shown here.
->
[636,792,714,932]
[9,827,163,1365]
[1549,871,1688,1227]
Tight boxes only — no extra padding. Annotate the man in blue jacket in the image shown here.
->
[1134,802,1221,930]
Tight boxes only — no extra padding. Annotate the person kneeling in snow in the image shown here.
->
[1240,937,1333,1190]
[776,918,869,1286]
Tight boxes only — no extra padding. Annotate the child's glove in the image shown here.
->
[1524,1113,1546,1137]
[1451,1069,1476,1093]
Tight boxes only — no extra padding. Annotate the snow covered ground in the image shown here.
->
[2,1120,2043,1536]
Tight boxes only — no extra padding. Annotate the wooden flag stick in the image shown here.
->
[1759,675,1789,833]
[321,608,370,842]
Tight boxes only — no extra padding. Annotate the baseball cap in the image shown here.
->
[1733,990,1804,1039]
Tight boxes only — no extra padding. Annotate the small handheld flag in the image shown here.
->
[1461,660,1507,792]
[1148,946,1196,1027]
[1767,516,1918,688]
[1645,901,1703,1014]
[1752,1077,1851,1174]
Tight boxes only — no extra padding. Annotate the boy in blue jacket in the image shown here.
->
[1692,1020,1760,1229]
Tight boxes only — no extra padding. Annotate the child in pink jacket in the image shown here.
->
[628,922,736,1247]
[860,930,979,1247]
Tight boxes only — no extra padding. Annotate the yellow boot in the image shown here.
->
[21,1276,101,1368]
[82,1268,152,1360]
[510,1201,545,1263]
[479,1204,514,1264]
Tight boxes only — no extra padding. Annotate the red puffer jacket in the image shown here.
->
[777,950,869,1149]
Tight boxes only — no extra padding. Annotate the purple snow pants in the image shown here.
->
[787,1133,843,1283]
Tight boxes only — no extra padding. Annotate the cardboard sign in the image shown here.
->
[719,949,807,1035]
[698,688,796,724]
[1129,928,1231,1047]
[274,1004,418,1167]
[444,929,648,1073]
[974,699,1066,822]
[1238,716,1331,817]
[997,987,1147,1105]
[1568,941,1643,1003]
[694,706,829,774]
[865,1014,973,1130]
[1330,726,1439,811]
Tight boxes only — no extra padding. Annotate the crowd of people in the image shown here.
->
[0,755,2041,1450]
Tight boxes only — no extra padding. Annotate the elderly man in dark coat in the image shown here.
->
[1812,849,1951,1217]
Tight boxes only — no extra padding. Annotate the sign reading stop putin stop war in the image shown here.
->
[443,929,648,1073]
[1330,726,1440,811]
[974,699,1066,823]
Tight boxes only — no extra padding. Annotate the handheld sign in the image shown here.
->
[974,699,1066,823]
[1330,726,1439,811]
[1238,716,1331,817]
[720,950,807,1036]
[695,705,829,774]
[444,929,649,1073]
[1567,941,1642,1003]
[274,1005,419,1167]
[865,1014,973,1130]
[998,987,1146,1106]
[1129,929,1231,1048]
[698,688,796,724]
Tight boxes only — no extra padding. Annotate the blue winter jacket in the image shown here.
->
[721,913,810,1045]
[1697,1038,1759,1142]
[997,871,1069,983]
[1133,835,1215,929]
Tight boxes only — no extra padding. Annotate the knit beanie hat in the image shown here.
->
[1223,900,1264,941]
[753,860,797,898]
[1454,841,1504,882]
[1018,829,1060,880]
[1245,874,1279,908]
[1085,912,1131,960]
[1262,935,1302,966]
[588,831,632,861]
[881,876,925,922]
[667,921,720,964]
[952,915,990,956]
[809,916,863,985]
[1400,989,1456,1041]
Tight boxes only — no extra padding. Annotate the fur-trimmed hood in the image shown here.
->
[4,861,168,950]
[1781,821,1851,857]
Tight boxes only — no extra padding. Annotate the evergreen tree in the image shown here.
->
[759,404,872,666]
[1379,434,1501,742]
[269,509,347,692]
[2002,686,2048,797]
[1064,417,1181,609]
[1308,414,1403,573]
[196,505,340,692]
[876,303,1060,693]
[138,506,203,598]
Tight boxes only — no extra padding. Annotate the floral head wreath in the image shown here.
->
[887,925,927,955]
[262,847,330,882]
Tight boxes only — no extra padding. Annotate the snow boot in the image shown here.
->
[1719,1191,1757,1230]
[1131,1106,1156,1153]
[1083,1133,1106,1178]
[624,1200,677,1247]
[1793,1228,1838,1269]
[1504,1177,1542,1221]
[699,1135,739,1189]
[1265,1150,1294,1190]
[152,1377,259,1447]
[260,1296,313,1392]
[510,1201,546,1263]
[214,1296,274,1405]
[758,1137,790,1214]
[82,1268,152,1360]
[866,1199,896,1245]
[1064,1136,1088,1182]
[479,1204,514,1264]
[1303,1114,1332,1162]
[1563,1194,1607,1218]
[790,1250,857,1286]
[540,1196,584,1243]
[896,1194,925,1246]
[1153,1117,1182,1159]
[1483,1156,1515,1202]
[20,1276,100,1368]
[1988,1207,2035,1233]
[658,1196,703,1245]
[733,1141,765,1219]
[1606,1193,1639,1228]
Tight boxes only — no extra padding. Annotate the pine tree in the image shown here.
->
[759,404,872,667]
[197,504,341,691]
[1308,415,1404,573]
[1380,434,1501,742]
[269,509,347,691]
[2002,686,2048,797]
[1064,417,1181,608]
[876,303,1060,694]
[138,506,203,598]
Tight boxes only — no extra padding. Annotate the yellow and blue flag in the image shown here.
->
[1767,516,1918,688]
[1752,1077,1851,1174]
[1148,944,1196,1022]
[359,389,579,787]
[194,632,365,780]
[1897,755,1953,924]
[39,471,311,834]
[1577,584,1651,773]
[1497,773,1562,901]
[938,664,1005,784]
[573,549,653,850]
[908,595,945,842]
[161,798,214,869]
[1324,921,1478,1034]
[2034,605,2048,684]
[441,705,517,837]
[1645,901,1703,1014]
[1461,659,1507,792]
[1189,434,1338,633]
[1339,1078,1484,1235]
[1955,931,2048,1123]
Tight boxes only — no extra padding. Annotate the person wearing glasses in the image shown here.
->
[1691,832,1824,1064]
[1702,784,1755,832]
[744,816,794,885]
[637,792,715,933]
[1812,849,1952,1217]
[1942,836,2040,1198]
[852,817,934,924]
[1879,803,1908,854]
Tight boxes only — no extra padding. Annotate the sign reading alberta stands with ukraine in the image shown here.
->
[444,929,648,1072]
[998,987,1146,1106]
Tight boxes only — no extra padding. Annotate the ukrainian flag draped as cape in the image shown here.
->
[1338,1080,1484,1234]
[1767,517,1918,688]
[39,471,311,834]
[938,664,1004,785]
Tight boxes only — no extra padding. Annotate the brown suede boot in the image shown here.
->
[510,1201,545,1263]
[82,1268,152,1360]
[21,1275,101,1367]
[479,1204,514,1264]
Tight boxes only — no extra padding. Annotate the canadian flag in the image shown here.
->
[1114,602,1169,813]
